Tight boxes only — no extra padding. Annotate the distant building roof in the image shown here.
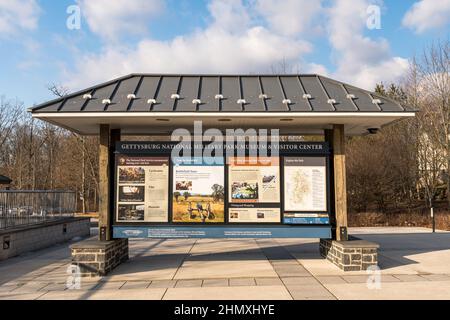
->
[0,175,12,184]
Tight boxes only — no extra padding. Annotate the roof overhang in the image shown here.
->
[29,74,417,136]
[32,112,416,136]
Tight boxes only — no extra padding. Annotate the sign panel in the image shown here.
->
[283,157,329,225]
[114,226,332,239]
[172,158,225,223]
[113,142,332,235]
[228,157,281,223]
[116,156,169,222]
[284,157,327,212]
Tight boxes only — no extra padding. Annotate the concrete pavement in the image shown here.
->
[0,227,449,300]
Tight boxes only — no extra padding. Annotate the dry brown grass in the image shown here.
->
[172,196,224,223]
[349,210,450,231]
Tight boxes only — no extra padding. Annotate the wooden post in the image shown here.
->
[109,129,121,238]
[332,124,348,241]
[99,124,111,241]
[324,129,336,239]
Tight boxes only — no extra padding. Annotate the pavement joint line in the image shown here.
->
[340,276,350,283]
[160,288,169,300]
[33,291,50,301]
[171,239,198,281]
[417,274,433,281]
[255,239,295,300]
[274,242,338,301]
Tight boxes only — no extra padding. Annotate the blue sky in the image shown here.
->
[0,0,449,108]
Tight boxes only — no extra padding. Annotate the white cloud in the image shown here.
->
[306,63,330,76]
[403,0,450,33]
[0,0,40,36]
[326,0,409,90]
[255,0,323,36]
[77,0,165,41]
[67,27,311,89]
[64,0,409,92]
[208,0,251,33]
[65,0,312,89]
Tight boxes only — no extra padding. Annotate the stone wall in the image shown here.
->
[71,239,129,277]
[0,218,90,261]
[320,239,379,271]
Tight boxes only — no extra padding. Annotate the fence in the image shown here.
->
[0,191,76,230]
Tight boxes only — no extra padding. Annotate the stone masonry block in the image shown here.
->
[320,238,379,272]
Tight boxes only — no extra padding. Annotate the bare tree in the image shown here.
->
[416,40,450,207]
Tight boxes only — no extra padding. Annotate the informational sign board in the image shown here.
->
[283,157,329,225]
[228,157,281,223]
[113,141,332,238]
[116,156,169,222]
[172,158,225,223]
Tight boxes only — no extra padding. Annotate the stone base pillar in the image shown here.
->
[320,239,379,271]
[70,239,128,277]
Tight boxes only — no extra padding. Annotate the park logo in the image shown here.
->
[122,229,145,237]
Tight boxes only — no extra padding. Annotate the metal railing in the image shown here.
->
[0,191,76,230]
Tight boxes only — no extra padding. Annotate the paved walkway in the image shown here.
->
[1,227,450,300]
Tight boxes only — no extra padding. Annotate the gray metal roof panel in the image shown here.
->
[344,85,380,111]
[29,74,416,114]
[260,77,288,112]
[300,76,334,111]
[129,76,161,112]
[60,92,91,112]
[280,76,311,111]
[83,83,118,112]
[371,94,404,112]
[0,175,12,183]
[152,76,180,112]
[175,76,200,112]
[106,77,142,112]
[320,78,357,111]
[241,77,265,112]
[221,77,242,111]
[198,76,220,112]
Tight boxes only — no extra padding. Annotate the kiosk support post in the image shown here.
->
[98,124,121,241]
[329,124,348,241]
[70,125,128,277]
[333,124,348,241]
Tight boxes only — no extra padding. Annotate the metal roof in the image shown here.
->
[0,175,12,184]
[29,74,416,136]
[30,74,413,114]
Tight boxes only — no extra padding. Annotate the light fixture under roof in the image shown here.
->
[303,94,312,99]
[147,99,157,105]
[259,94,268,99]
[237,99,246,104]
[156,119,170,122]
[127,94,136,100]
[346,94,356,99]
[280,118,294,122]
[192,99,202,104]
[215,94,224,100]
[171,94,180,100]
[83,94,92,100]
[102,99,111,105]
[218,119,232,122]
[282,99,292,105]
[327,99,336,104]
[372,98,382,104]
